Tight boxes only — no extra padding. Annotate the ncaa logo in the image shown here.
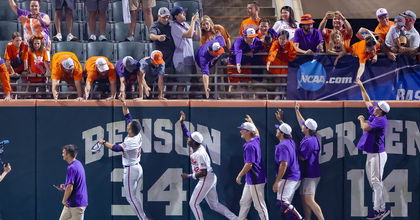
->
[297,61,326,91]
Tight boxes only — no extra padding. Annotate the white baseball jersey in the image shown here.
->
[121,133,142,166]
[190,145,213,175]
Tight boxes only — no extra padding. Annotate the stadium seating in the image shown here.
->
[117,42,148,60]
[51,21,84,41]
[0,1,17,21]
[152,0,172,21]
[114,22,144,42]
[111,1,142,23]
[173,1,202,20]
[0,21,19,41]
[86,42,117,62]
[0,41,9,57]
[53,41,86,61]
[82,21,113,41]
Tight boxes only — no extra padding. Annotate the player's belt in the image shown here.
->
[124,163,139,168]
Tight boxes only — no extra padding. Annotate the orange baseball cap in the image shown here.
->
[151,50,164,65]
[300,14,315,24]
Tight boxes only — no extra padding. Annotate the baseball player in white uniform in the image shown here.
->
[179,111,238,220]
[100,99,149,220]
[355,80,390,220]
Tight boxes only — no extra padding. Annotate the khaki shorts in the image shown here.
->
[300,177,320,195]
[129,0,156,11]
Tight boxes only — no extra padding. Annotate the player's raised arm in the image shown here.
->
[0,163,11,182]
[355,79,373,109]
[178,111,191,138]
[245,114,259,136]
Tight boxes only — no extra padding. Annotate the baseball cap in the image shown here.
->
[150,50,165,65]
[304,118,318,131]
[243,28,258,38]
[122,56,138,72]
[171,6,185,17]
[95,57,109,72]
[300,14,315,24]
[158,7,171,17]
[375,101,390,113]
[190,131,203,144]
[209,42,225,56]
[275,123,292,135]
[376,8,388,18]
[61,57,74,70]
[237,122,257,132]
[394,15,406,26]
[403,10,417,21]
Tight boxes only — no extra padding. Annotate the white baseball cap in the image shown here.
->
[237,122,257,132]
[158,7,171,17]
[61,58,74,70]
[95,57,109,72]
[376,8,388,17]
[244,28,258,38]
[190,131,203,144]
[275,123,292,135]
[376,101,390,113]
[304,118,318,131]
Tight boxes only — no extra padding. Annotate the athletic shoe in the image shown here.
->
[379,210,390,220]
[66,33,78,41]
[98,35,107,41]
[88,34,97,41]
[125,35,135,42]
[52,33,62,41]
[366,210,381,219]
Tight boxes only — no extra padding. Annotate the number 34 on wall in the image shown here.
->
[347,169,412,217]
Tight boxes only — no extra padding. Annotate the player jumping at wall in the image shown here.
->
[236,115,269,220]
[355,79,391,220]
[99,99,150,220]
[294,104,325,220]
[179,111,238,220]
[273,109,303,220]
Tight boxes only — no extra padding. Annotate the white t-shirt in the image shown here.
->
[272,20,299,40]
[405,27,420,49]
[385,25,404,47]
[121,133,142,166]
[190,146,212,177]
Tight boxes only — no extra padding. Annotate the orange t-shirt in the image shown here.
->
[4,42,29,73]
[324,28,352,52]
[28,49,49,83]
[351,40,380,64]
[239,17,261,36]
[201,25,231,46]
[84,56,116,83]
[51,52,82,81]
[267,40,297,75]
[374,21,395,43]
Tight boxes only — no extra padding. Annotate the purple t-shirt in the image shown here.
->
[299,136,321,178]
[275,138,300,181]
[65,160,88,207]
[228,36,264,65]
[115,59,140,84]
[243,136,266,184]
[195,36,225,75]
[356,105,388,153]
[293,28,323,52]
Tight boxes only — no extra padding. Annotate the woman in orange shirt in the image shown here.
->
[200,15,231,49]
[4,32,29,93]
[27,35,50,98]
[0,59,12,100]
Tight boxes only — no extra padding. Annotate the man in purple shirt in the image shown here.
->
[293,14,324,55]
[273,110,303,220]
[355,79,390,220]
[116,56,150,100]
[59,144,88,220]
[195,36,225,99]
[294,104,325,220]
[236,115,268,220]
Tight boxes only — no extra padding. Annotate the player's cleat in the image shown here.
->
[378,210,390,220]
[366,210,381,219]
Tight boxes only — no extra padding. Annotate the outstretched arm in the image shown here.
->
[295,104,306,131]
[0,163,11,182]
[355,79,373,109]
[178,111,191,138]
[245,114,259,136]
[8,0,17,15]
[119,98,131,124]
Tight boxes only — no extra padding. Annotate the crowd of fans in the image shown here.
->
[0,0,419,100]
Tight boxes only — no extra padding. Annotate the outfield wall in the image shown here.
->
[0,100,418,220]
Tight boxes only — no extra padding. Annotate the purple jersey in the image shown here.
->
[243,136,267,184]
[65,160,88,207]
[299,136,321,178]
[195,36,225,75]
[228,36,264,65]
[293,28,323,52]
[275,138,300,181]
[356,105,388,153]
[115,59,139,84]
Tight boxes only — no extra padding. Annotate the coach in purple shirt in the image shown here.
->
[236,115,269,220]
[195,36,225,98]
[293,14,324,55]
[59,144,88,220]
[116,56,141,99]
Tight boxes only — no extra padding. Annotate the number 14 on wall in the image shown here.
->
[347,169,412,217]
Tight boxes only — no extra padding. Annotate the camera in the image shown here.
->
[264,35,272,44]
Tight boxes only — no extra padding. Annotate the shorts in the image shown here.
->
[55,0,76,10]
[129,0,156,11]
[276,179,300,203]
[86,0,109,12]
[300,177,320,195]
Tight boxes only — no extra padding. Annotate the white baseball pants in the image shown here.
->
[366,152,387,211]
[238,183,269,220]
[124,164,147,220]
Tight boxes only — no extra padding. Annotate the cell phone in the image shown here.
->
[53,185,64,191]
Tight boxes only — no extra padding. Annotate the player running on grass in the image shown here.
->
[355,79,390,220]
[179,111,238,220]
[99,99,150,220]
